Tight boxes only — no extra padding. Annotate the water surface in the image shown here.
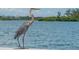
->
[0,20,79,49]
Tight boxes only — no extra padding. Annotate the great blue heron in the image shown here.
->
[14,8,40,49]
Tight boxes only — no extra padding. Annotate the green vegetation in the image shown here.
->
[0,16,30,20]
[0,8,79,21]
[36,8,79,21]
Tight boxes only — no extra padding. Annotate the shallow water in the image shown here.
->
[0,20,79,49]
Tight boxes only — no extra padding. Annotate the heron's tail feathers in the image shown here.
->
[14,35,17,39]
[14,34,18,39]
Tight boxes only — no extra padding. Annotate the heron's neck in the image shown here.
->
[29,9,34,21]
[29,9,32,17]
[32,16,34,21]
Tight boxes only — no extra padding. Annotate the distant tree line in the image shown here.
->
[64,8,79,21]
[36,8,79,21]
[0,8,79,21]
[0,16,30,20]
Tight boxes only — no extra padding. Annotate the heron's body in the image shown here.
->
[14,20,34,39]
[14,8,39,48]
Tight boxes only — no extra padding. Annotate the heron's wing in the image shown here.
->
[16,20,33,33]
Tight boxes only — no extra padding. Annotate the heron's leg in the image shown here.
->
[17,37,21,48]
[22,33,26,49]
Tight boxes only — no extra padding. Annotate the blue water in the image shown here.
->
[0,20,79,49]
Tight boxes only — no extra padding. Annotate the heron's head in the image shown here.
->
[29,8,40,17]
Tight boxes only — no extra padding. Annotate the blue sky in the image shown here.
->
[0,8,68,17]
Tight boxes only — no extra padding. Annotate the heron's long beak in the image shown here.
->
[31,8,40,10]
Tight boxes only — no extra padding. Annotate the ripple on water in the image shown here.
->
[0,21,79,49]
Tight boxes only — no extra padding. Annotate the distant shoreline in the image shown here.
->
[0,16,79,21]
[0,20,79,22]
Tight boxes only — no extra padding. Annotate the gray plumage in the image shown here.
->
[14,8,40,48]
[14,20,33,39]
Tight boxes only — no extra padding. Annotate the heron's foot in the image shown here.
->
[17,45,25,49]
[21,47,25,49]
[17,44,21,49]
[17,45,22,49]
